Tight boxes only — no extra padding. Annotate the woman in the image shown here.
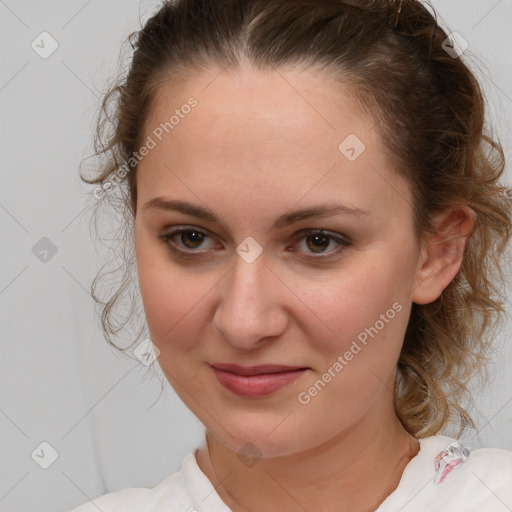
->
[73,0,512,510]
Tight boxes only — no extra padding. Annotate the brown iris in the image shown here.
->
[306,233,330,253]
[181,230,205,249]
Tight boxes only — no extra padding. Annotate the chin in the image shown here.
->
[205,412,321,459]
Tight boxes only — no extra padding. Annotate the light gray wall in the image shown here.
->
[0,1,510,511]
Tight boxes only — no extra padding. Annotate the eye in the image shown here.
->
[290,229,352,258]
[158,226,218,254]
[158,226,352,259]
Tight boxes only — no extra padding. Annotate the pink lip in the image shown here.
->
[210,363,307,398]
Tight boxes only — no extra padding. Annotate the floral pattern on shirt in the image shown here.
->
[434,440,470,484]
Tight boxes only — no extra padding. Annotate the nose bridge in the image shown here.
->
[213,249,286,347]
[226,252,270,318]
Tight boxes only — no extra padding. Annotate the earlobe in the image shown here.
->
[412,205,477,305]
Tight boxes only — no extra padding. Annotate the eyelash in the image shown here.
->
[157,225,352,259]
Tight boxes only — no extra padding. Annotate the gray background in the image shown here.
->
[0,1,511,511]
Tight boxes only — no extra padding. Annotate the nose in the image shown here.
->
[213,251,288,351]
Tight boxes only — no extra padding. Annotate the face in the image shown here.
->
[134,64,423,458]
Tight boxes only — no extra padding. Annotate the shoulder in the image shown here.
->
[431,435,512,510]
[459,441,512,494]
[68,487,152,512]
[378,435,512,512]
[427,435,512,481]
[67,457,192,512]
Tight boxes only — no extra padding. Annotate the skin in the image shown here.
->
[134,63,476,512]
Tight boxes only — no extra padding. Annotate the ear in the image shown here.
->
[412,205,477,305]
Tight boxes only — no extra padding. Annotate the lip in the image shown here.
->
[210,363,308,398]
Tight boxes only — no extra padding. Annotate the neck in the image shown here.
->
[195,407,420,512]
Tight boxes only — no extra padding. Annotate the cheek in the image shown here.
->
[303,259,405,344]
[138,266,209,344]
[294,255,413,403]
[135,233,214,348]
[293,263,409,420]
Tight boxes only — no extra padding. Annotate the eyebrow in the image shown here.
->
[142,197,372,229]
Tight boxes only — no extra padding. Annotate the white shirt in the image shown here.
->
[69,435,512,511]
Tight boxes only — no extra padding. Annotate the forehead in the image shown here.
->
[137,65,412,222]
[145,64,371,152]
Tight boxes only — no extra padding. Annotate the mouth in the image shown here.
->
[210,363,308,398]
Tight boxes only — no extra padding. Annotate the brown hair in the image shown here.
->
[81,0,512,438]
